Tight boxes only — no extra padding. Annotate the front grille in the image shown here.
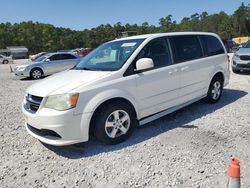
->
[23,94,43,113]
[240,55,250,61]
[27,124,61,139]
[236,64,250,68]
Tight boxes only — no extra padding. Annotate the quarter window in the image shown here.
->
[171,35,203,63]
[201,35,225,56]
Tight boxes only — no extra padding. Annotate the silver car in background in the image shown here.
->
[14,52,80,79]
[232,41,250,73]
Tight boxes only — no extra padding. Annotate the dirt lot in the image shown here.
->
[0,58,250,188]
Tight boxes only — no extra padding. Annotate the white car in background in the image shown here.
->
[22,32,229,146]
[232,40,250,73]
[0,55,13,64]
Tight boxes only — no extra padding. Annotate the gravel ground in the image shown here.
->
[0,58,250,188]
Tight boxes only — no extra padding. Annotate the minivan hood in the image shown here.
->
[27,70,111,97]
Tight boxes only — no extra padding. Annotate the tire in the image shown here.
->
[3,60,8,64]
[204,76,223,104]
[30,68,43,79]
[92,101,136,145]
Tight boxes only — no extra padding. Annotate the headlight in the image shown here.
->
[234,54,240,58]
[44,93,79,111]
[17,67,26,71]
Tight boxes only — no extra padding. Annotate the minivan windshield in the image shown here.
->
[74,39,145,71]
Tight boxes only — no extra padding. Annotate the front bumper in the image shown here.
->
[22,104,92,146]
[232,57,250,70]
[14,69,30,77]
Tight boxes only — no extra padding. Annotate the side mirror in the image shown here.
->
[136,58,154,72]
[238,44,243,48]
[45,58,50,62]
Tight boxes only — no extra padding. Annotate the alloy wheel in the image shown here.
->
[104,110,130,138]
[211,81,221,100]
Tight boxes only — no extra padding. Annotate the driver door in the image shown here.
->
[135,37,181,118]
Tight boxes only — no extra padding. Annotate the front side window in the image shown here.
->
[201,35,225,56]
[171,35,203,63]
[75,39,145,71]
[50,54,62,61]
[136,37,172,69]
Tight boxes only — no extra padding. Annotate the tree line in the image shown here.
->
[0,3,249,54]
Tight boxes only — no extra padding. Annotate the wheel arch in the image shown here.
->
[206,70,225,93]
[77,89,139,137]
[89,97,137,134]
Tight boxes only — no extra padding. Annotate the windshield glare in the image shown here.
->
[75,39,145,71]
[243,41,250,48]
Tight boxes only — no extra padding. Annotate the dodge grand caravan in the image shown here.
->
[22,32,230,146]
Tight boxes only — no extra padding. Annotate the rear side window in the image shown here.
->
[201,35,225,56]
[170,35,203,63]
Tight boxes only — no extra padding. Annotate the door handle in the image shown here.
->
[181,67,188,71]
[169,69,178,75]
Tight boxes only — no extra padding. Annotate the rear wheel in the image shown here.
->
[30,68,43,79]
[92,101,136,145]
[205,76,223,104]
[3,60,8,64]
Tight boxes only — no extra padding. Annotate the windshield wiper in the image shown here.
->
[74,67,95,71]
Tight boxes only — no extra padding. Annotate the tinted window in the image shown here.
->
[50,54,62,61]
[171,35,203,63]
[201,35,225,56]
[137,37,172,69]
[61,54,77,59]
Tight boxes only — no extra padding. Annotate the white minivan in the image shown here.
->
[22,32,230,146]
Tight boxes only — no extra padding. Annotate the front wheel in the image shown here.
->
[204,77,223,104]
[92,102,136,145]
[30,68,43,79]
